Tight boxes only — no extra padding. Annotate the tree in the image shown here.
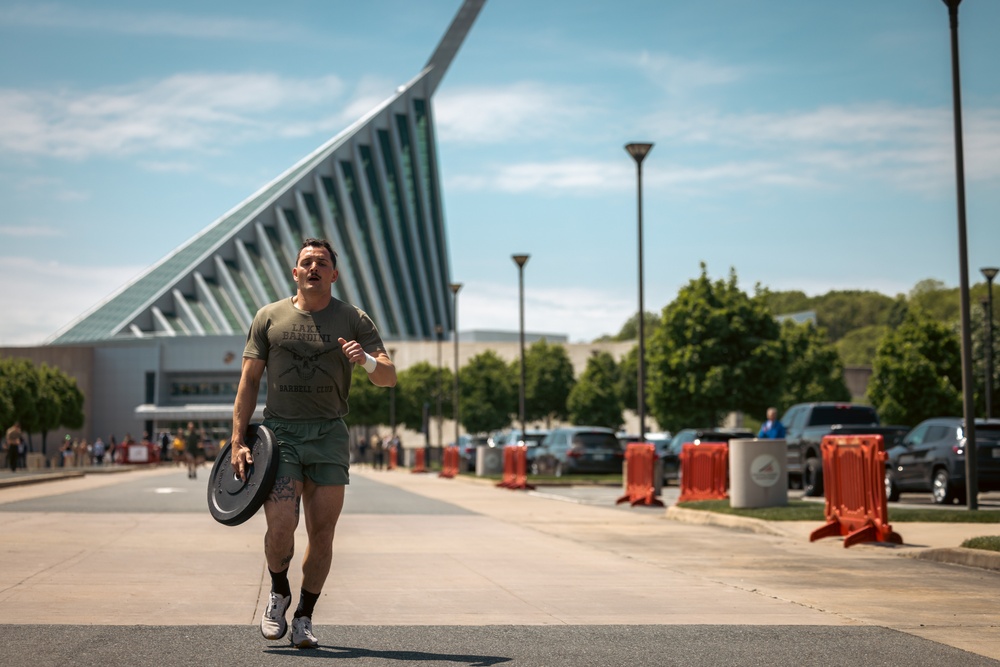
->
[814,290,896,342]
[395,362,453,436]
[522,339,575,428]
[778,321,850,408]
[597,311,661,342]
[835,325,889,367]
[646,265,783,432]
[459,351,515,435]
[566,351,623,430]
[0,357,40,449]
[866,312,962,426]
[347,365,391,429]
[618,345,639,413]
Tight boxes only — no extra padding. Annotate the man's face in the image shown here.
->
[293,246,338,294]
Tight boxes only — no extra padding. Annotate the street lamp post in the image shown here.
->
[512,254,530,442]
[435,324,444,456]
[625,142,653,443]
[388,347,397,436]
[942,0,978,510]
[450,283,463,452]
[981,268,998,420]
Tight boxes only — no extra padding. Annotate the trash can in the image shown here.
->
[729,438,787,509]
[475,445,504,476]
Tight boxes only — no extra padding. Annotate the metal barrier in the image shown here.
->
[496,445,534,490]
[439,445,460,478]
[677,442,729,502]
[616,442,664,507]
[809,434,903,548]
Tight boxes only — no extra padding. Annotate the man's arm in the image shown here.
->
[338,337,397,387]
[231,356,266,480]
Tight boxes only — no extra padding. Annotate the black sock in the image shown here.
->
[294,588,320,618]
[269,567,291,598]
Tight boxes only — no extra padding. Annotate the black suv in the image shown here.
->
[884,417,1000,504]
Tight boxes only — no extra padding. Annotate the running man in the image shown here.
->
[230,238,395,648]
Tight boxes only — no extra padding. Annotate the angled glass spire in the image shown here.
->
[49,0,486,345]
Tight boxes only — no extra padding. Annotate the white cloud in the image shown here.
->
[0,225,60,238]
[459,280,634,343]
[0,257,144,346]
[0,3,312,42]
[0,73,346,160]
[635,51,745,96]
[435,82,591,144]
[446,102,1000,195]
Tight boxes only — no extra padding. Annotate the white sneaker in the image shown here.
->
[290,615,318,649]
[260,592,291,640]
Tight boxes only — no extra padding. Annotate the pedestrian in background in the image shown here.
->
[758,407,786,439]
[5,421,22,472]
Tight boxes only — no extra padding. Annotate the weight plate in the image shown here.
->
[207,424,279,526]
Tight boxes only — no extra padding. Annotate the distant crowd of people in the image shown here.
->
[352,432,402,470]
[1,420,225,476]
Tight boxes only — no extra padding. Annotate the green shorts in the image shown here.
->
[263,418,350,486]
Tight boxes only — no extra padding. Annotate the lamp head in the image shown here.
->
[981,267,999,282]
[450,282,463,294]
[625,142,654,164]
[512,254,530,268]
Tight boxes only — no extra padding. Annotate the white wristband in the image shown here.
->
[362,352,378,374]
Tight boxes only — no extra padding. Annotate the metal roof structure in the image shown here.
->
[49,0,485,345]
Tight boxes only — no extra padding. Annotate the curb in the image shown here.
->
[664,505,789,538]
[905,547,1000,572]
[0,471,85,488]
[665,505,1000,573]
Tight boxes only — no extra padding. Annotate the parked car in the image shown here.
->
[664,428,755,484]
[884,418,1000,505]
[532,426,623,476]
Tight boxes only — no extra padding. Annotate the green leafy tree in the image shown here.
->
[618,345,639,413]
[347,365,391,429]
[646,265,783,432]
[759,289,813,318]
[395,362,453,435]
[778,321,850,407]
[814,290,896,342]
[835,325,889,367]
[459,351,515,435]
[566,351,623,429]
[599,311,661,342]
[866,312,962,426]
[0,357,40,449]
[522,339,575,428]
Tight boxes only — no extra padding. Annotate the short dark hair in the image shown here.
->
[298,238,337,268]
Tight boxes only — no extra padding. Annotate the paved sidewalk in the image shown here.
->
[0,465,998,665]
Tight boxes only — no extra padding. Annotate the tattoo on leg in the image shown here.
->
[269,476,299,503]
[280,550,294,569]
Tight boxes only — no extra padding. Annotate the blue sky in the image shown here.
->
[1,0,999,345]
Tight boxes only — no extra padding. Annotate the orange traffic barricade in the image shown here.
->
[439,445,460,478]
[809,434,903,548]
[496,444,534,490]
[616,442,664,507]
[677,441,729,503]
[387,445,398,470]
[411,447,427,474]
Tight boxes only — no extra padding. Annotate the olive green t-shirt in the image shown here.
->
[243,297,386,421]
